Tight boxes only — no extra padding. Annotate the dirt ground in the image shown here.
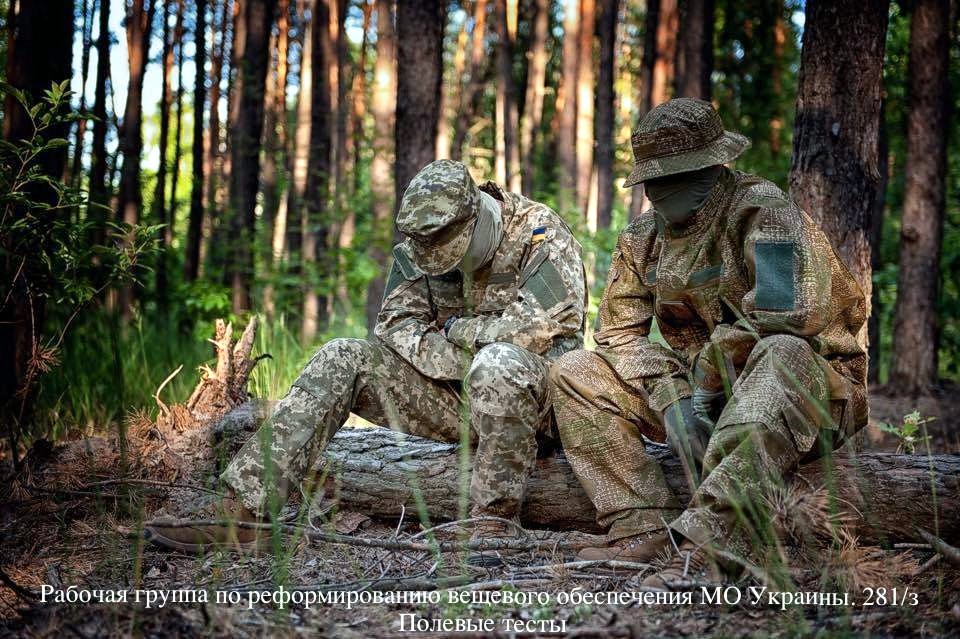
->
[0,385,958,638]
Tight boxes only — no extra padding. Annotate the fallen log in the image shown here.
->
[212,402,960,544]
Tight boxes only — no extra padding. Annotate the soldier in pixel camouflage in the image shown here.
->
[147,159,586,566]
[550,98,868,589]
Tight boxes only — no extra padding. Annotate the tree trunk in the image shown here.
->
[520,0,548,195]
[351,0,372,194]
[168,0,186,247]
[152,0,174,312]
[364,0,396,333]
[595,0,618,236]
[450,0,489,162]
[202,0,231,275]
[260,0,290,264]
[651,0,677,106]
[575,0,596,219]
[557,0,579,211]
[69,0,94,192]
[867,102,888,384]
[629,0,659,221]
[116,0,155,320]
[889,0,950,395]
[493,0,519,190]
[211,405,960,544]
[89,0,112,231]
[436,13,465,161]
[185,0,208,283]
[394,1,446,206]
[674,0,713,99]
[1,0,74,470]
[227,0,277,313]
[301,0,333,342]
[788,0,889,367]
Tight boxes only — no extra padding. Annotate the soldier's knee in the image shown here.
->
[549,349,598,387]
[467,343,538,391]
[298,338,375,388]
[752,334,813,362]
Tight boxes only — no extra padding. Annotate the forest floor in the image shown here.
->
[0,384,958,638]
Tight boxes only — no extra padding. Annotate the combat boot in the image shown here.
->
[466,517,523,567]
[145,493,269,553]
[640,540,722,590]
[577,529,672,563]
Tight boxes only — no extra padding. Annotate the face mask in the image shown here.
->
[458,191,503,272]
[644,165,723,225]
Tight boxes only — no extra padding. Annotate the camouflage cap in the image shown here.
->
[397,159,489,275]
[624,98,751,187]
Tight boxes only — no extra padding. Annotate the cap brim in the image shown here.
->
[410,217,474,275]
[623,131,751,187]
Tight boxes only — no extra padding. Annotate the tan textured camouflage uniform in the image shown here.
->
[223,160,586,521]
[552,100,866,554]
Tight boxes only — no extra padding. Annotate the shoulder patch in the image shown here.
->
[531,226,548,245]
[754,241,796,311]
[392,244,422,281]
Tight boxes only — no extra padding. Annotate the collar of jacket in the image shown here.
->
[656,167,735,239]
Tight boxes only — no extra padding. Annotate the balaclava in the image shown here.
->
[644,165,723,226]
[457,191,504,272]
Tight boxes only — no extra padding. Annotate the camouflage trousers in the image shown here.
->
[221,338,552,519]
[552,335,844,552]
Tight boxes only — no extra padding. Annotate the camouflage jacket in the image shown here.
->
[597,168,867,431]
[375,182,587,380]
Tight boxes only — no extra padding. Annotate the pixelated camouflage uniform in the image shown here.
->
[552,100,867,554]
[223,161,586,521]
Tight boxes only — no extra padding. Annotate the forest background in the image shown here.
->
[0,0,957,460]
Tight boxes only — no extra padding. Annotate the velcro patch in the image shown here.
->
[392,245,422,280]
[531,226,548,244]
[523,259,567,309]
[754,241,795,311]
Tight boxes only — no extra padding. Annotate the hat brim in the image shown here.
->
[410,218,473,275]
[623,131,751,188]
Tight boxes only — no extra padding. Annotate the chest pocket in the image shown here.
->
[427,271,464,314]
[477,270,518,313]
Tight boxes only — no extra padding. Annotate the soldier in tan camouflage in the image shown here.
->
[551,98,867,588]
[147,160,586,566]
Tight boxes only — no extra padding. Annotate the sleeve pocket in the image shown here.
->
[754,241,796,311]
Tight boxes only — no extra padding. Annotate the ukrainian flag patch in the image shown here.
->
[531,226,547,244]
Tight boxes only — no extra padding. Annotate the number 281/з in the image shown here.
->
[862,587,918,606]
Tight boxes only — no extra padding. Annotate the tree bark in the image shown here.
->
[364,0,396,333]
[557,0,579,211]
[152,0,174,312]
[185,0,209,282]
[116,0,156,319]
[674,0,713,99]
[651,0,677,106]
[789,0,889,366]
[202,0,231,275]
[301,0,333,342]
[89,0,112,229]
[888,0,950,396]
[227,0,278,313]
[493,0,519,190]
[351,0,372,194]
[595,0,618,237]
[211,405,960,544]
[519,0,548,195]
[394,1,446,208]
[867,102,888,384]
[260,0,290,264]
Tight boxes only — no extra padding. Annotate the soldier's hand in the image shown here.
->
[442,315,460,337]
[691,386,725,429]
[663,397,713,488]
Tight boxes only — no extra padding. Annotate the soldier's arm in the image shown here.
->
[740,201,834,338]
[445,225,586,356]
[374,247,472,380]
[593,231,691,412]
